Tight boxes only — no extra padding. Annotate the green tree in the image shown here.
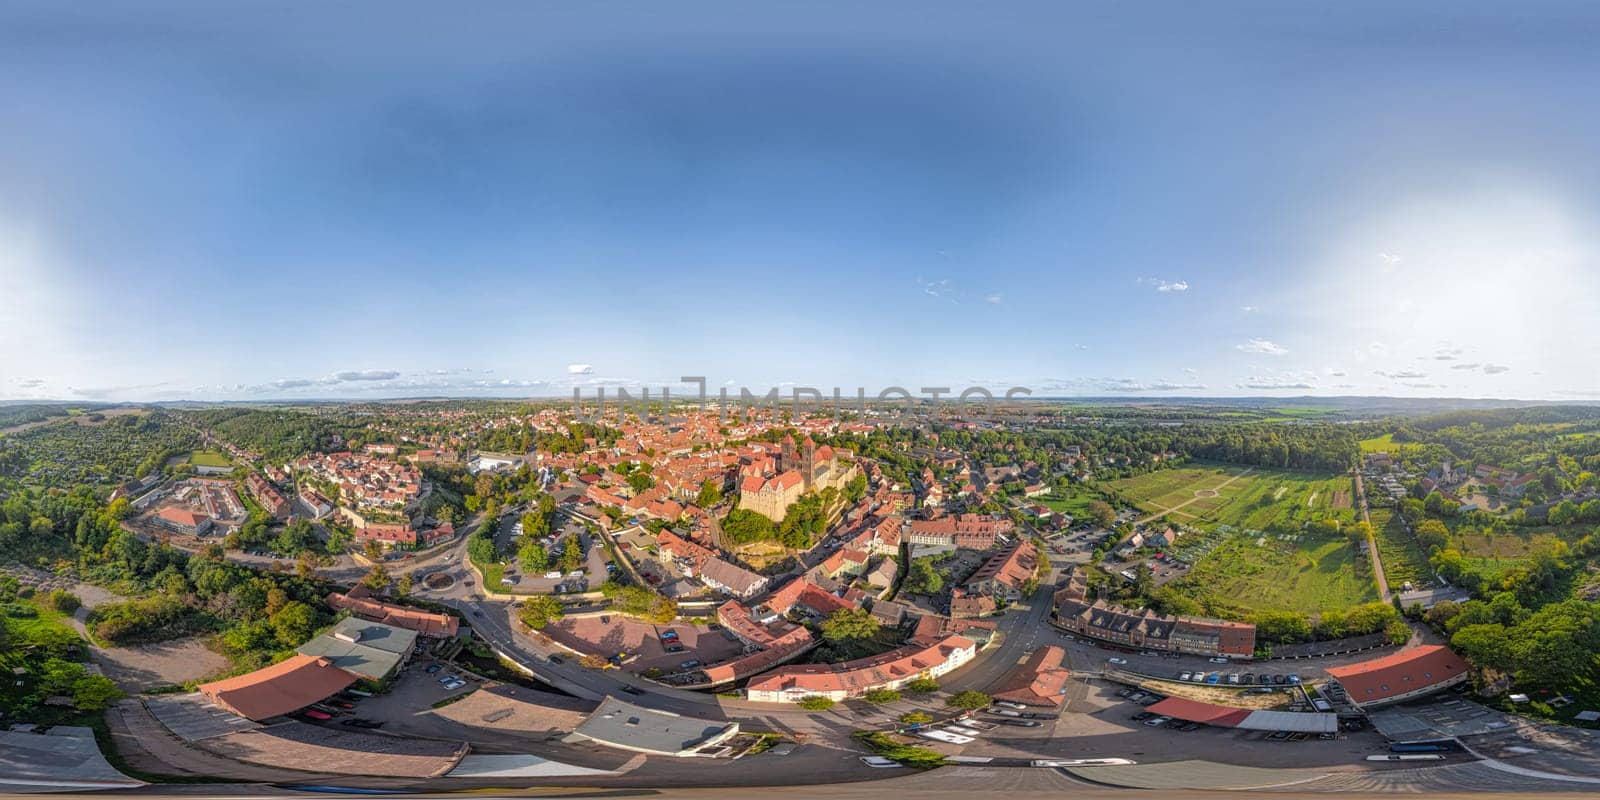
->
[722,508,775,545]
[820,607,880,643]
[945,690,991,711]
[362,563,391,590]
[519,595,564,630]
[1087,500,1116,528]
[696,479,723,508]
[898,711,933,725]
[269,600,316,646]
[518,541,549,572]
[904,677,940,694]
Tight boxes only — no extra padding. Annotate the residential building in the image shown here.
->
[964,539,1039,602]
[296,618,418,682]
[745,634,977,702]
[153,507,213,537]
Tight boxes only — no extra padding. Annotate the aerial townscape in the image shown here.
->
[4,3,1600,799]
[8,396,1600,796]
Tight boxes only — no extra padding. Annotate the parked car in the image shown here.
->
[1108,657,1128,665]
[1208,656,1230,664]
[859,756,904,768]
[426,664,442,674]
[302,709,332,721]
[680,659,702,669]
[991,718,1041,727]
[1179,672,1193,681]
[548,654,564,664]
[994,700,1028,710]
[1143,716,1171,727]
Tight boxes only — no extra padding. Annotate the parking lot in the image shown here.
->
[495,514,612,594]
[959,680,1402,770]
[320,656,487,731]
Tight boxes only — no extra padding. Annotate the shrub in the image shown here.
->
[904,677,940,694]
[898,711,933,725]
[798,695,836,711]
[45,589,81,614]
[864,688,902,704]
[851,731,947,769]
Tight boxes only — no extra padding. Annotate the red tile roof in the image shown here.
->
[1325,645,1467,705]
[991,645,1072,707]
[198,655,356,721]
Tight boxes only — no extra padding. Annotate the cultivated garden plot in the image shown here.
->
[1107,463,1356,531]
[1168,530,1378,615]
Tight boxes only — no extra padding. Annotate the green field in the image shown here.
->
[1370,508,1431,591]
[185,449,234,468]
[1452,525,1583,579]
[1173,531,1378,614]
[1105,464,1355,531]
[1359,433,1422,456]
[1038,484,1103,519]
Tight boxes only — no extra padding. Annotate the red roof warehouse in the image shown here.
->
[1325,645,1469,709]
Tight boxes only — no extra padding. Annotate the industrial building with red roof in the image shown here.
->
[1325,644,1469,708]
[198,655,357,721]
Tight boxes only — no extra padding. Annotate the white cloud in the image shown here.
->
[1237,378,1315,390]
[566,363,595,375]
[1138,277,1189,293]
[1378,252,1403,266]
[1483,363,1511,375]
[1033,376,1204,393]
[985,293,1004,305]
[1323,368,1347,377]
[1240,305,1257,313]
[1236,338,1288,356]
[333,369,400,382]
[1074,343,1090,351]
[1182,367,1199,375]
[1449,363,1481,371]
[1375,369,1427,380]
[917,276,957,302]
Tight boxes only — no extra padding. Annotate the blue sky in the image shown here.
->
[3,1,1599,401]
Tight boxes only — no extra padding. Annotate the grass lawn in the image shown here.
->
[1359,433,1422,456]
[1039,484,1103,519]
[1370,508,1432,591]
[1172,531,1377,614]
[1106,464,1354,531]
[186,449,234,468]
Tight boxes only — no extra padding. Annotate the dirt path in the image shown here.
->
[47,577,230,690]
[1353,471,1391,603]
